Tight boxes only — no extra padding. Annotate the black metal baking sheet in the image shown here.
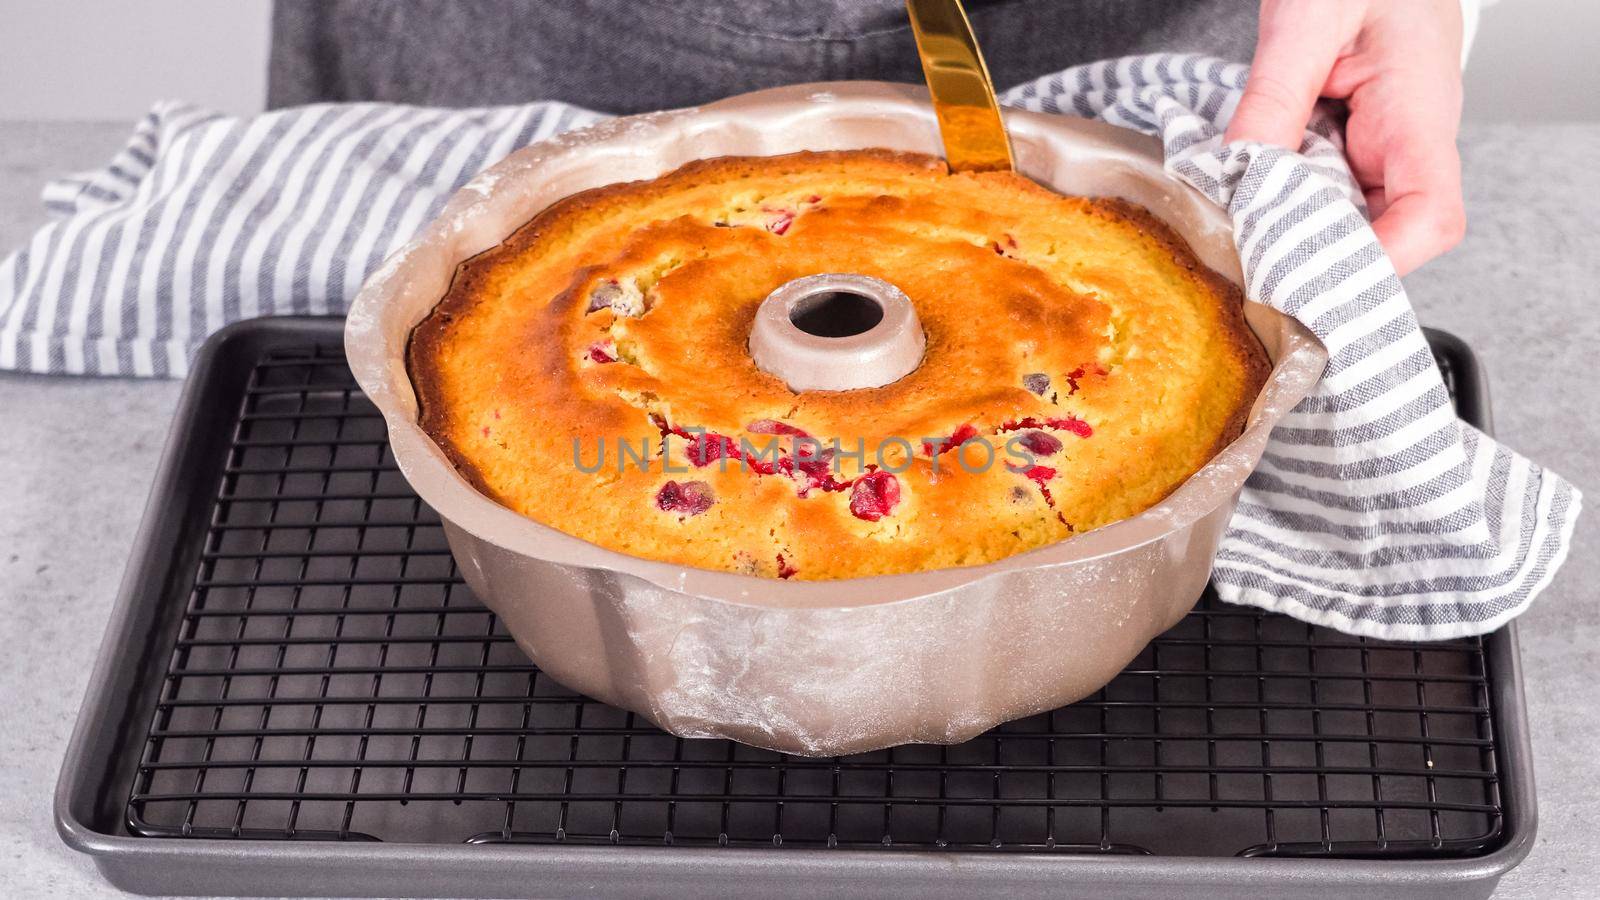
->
[55,317,1534,898]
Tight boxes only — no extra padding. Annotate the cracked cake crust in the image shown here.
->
[408,149,1268,580]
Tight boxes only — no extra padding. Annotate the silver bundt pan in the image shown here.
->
[344,81,1328,756]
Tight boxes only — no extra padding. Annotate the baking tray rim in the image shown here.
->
[52,316,1538,896]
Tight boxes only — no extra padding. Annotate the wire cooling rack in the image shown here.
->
[115,323,1508,861]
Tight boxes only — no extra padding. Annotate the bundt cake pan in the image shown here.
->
[344,81,1328,757]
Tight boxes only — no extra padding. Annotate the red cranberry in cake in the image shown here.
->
[1017,430,1063,457]
[1051,416,1093,438]
[1065,363,1109,395]
[1009,463,1059,508]
[586,278,648,316]
[1002,416,1093,440]
[849,471,901,521]
[1010,463,1057,485]
[766,211,795,235]
[923,423,980,456]
[587,279,622,313]
[683,431,740,467]
[748,419,810,437]
[656,480,714,516]
[792,446,844,496]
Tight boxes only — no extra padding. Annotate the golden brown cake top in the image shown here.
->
[409,150,1268,580]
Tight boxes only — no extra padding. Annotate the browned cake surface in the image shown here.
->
[409,150,1269,580]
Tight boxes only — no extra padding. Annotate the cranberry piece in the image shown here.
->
[1022,373,1051,396]
[776,553,798,579]
[793,445,834,475]
[649,413,683,438]
[923,423,980,456]
[685,432,740,467]
[1000,416,1092,439]
[804,194,822,204]
[656,480,714,516]
[587,279,622,313]
[744,453,783,476]
[586,343,616,364]
[1010,463,1057,485]
[747,420,844,493]
[1048,416,1093,438]
[767,212,795,235]
[656,417,854,496]
[1017,430,1063,457]
[794,447,847,495]
[747,419,811,438]
[1008,463,1059,507]
[1065,363,1109,395]
[849,471,901,521]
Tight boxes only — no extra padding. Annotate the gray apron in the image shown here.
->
[268,0,1258,113]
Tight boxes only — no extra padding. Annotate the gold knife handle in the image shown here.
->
[905,0,1015,173]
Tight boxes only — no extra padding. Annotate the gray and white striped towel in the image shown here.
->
[0,54,1579,639]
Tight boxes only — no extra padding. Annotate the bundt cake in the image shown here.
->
[408,149,1268,580]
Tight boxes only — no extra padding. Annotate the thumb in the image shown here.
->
[1225,7,1348,150]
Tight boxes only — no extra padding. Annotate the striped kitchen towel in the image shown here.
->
[0,54,1579,639]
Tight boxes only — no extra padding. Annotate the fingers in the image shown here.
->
[1362,186,1390,223]
[1372,195,1465,277]
[1225,2,1355,149]
[1368,133,1466,275]
[1232,0,1466,274]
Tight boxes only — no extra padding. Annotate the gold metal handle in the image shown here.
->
[905,0,1014,173]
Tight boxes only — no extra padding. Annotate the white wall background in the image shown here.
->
[0,0,1595,123]
[1462,0,1600,122]
[0,0,273,120]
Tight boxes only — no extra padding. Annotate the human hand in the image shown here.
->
[1225,0,1466,276]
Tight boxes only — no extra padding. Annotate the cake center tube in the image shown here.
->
[788,290,885,338]
[748,273,926,392]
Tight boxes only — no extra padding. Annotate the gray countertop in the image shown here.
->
[1,119,1595,898]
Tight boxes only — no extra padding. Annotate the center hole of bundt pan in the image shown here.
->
[788,290,885,338]
[748,274,927,392]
